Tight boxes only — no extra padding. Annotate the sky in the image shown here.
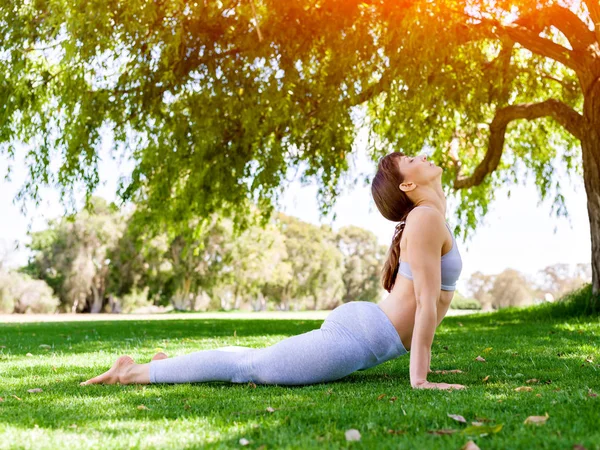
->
[0,133,592,296]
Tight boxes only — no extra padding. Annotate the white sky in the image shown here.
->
[0,133,591,296]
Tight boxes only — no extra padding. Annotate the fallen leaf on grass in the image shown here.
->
[458,322,463,327]
[239,438,249,446]
[389,396,397,402]
[483,347,493,353]
[471,421,484,426]
[587,389,597,398]
[482,375,490,382]
[474,416,493,423]
[12,395,21,401]
[462,423,503,436]
[572,444,587,450]
[536,394,542,397]
[515,386,533,392]
[461,440,481,450]
[345,429,361,441]
[52,366,57,372]
[475,356,486,362]
[266,406,275,412]
[433,369,464,374]
[377,394,386,400]
[427,429,460,435]
[526,379,539,384]
[27,388,43,393]
[524,412,549,425]
[137,404,150,410]
[248,382,257,389]
[448,413,467,423]
[387,429,407,434]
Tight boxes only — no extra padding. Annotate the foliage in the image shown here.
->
[24,198,383,312]
[25,197,125,313]
[336,225,386,303]
[2,0,596,242]
[0,270,59,313]
[449,292,482,310]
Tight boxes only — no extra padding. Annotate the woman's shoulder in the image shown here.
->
[404,207,447,238]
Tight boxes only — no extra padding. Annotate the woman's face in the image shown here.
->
[397,153,442,189]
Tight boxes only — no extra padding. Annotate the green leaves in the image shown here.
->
[0,0,591,239]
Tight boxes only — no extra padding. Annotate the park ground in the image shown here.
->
[0,288,599,450]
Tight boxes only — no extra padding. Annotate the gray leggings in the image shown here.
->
[149,301,408,386]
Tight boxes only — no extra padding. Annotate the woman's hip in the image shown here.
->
[323,301,408,363]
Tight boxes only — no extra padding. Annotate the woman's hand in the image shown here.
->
[412,380,467,390]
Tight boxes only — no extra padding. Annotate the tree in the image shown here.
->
[3,0,599,301]
[271,213,344,310]
[534,262,592,299]
[336,226,386,303]
[490,268,535,309]
[465,270,496,311]
[25,197,124,312]
[0,270,59,313]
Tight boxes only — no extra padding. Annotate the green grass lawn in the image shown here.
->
[1,287,599,449]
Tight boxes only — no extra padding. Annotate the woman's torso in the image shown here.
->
[377,217,457,351]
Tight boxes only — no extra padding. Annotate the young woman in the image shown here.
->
[81,151,466,390]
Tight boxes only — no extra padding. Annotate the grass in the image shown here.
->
[1,285,599,449]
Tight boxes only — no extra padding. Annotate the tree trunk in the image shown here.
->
[90,285,103,313]
[581,78,600,300]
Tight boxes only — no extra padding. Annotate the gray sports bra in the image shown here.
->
[397,206,463,291]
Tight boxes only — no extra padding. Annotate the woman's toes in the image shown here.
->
[151,352,168,361]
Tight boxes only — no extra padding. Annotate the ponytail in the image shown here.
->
[381,210,412,292]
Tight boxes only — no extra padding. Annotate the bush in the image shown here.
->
[0,270,59,313]
[119,287,153,313]
[450,296,482,310]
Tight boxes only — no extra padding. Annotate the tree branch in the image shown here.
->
[583,0,600,43]
[487,18,579,71]
[446,7,581,72]
[453,99,586,189]
[522,4,597,52]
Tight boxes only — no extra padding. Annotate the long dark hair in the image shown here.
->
[371,151,415,292]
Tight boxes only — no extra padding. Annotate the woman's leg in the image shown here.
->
[80,302,407,386]
[148,321,371,385]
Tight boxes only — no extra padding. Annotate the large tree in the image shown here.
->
[1,0,599,299]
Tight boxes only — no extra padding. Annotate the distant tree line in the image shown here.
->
[461,264,592,311]
[3,197,386,313]
[0,197,591,314]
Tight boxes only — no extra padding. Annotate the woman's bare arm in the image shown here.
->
[405,210,444,387]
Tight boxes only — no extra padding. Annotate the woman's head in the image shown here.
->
[371,151,442,292]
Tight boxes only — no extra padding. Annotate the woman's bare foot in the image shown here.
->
[80,355,152,386]
[80,355,136,385]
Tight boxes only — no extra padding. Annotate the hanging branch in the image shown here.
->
[249,0,263,42]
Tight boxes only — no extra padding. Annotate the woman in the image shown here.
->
[81,151,466,390]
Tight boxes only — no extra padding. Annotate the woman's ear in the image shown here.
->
[399,181,415,193]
